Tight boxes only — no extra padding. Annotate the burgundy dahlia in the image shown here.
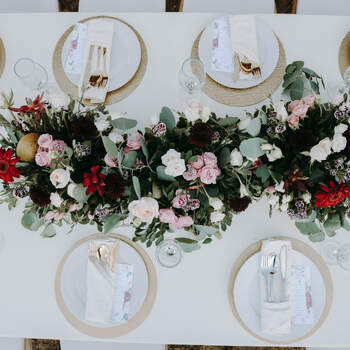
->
[105,173,125,200]
[189,122,214,148]
[289,129,316,151]
[71,117,98,139]
[229,196,251,213]
[29,186,51,207]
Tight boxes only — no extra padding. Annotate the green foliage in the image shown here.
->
[159,107,176,130]
[111,117,137,131]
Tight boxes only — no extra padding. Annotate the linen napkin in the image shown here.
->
[229,15,261,80]
[260,239,292,335]
[85,239,134,324]
[78,20,114,103]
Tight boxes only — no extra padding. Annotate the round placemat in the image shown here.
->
[338,32,350,77]
[55,233,157,338]
[191,33,286,107]
[52,16,147,105]
[228,237,333,345]
[0,38,5,78]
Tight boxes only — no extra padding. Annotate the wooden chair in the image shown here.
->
[79,0,165,12]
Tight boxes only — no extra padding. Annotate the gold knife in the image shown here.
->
[81,44,95,92]
[233,52,240,82]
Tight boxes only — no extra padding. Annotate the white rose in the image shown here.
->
[95,116,110,132]
[209,197,224,211]
[230,148,243,167]
[261,143,274,151]
[183,106,200,122]
[67,183,77,197]
[128,197,159,224]
[275,101,288,122]
[240,183,249,198]
[150,113,160,125]
[47,93,70,110]
[238,115,252,131]
[165,158,186,177]
[50,192,63,208]
[334,123,348,135]
[332,135,347,152]
[280,203,289,212]
[275,181,285,193]
[282,194,292,203]
[310,137,332,162]
[201,106,211,122]
[268,194,279,207]
[302,192,311,204]
[267,146,283,162]
[210,211,225,223]
[161,149,181,166]
[108,129,124,144]
[50,169,70,189]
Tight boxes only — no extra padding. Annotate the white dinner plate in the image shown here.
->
[233,249,326,343]
[198,16,279,89]
[60,236,148,328]
[61,18,141,92]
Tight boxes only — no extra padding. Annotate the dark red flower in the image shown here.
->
[29,186,51,207]
[105,173,125,200]
[0,148,20,184]
[289,129,316,151]
[314,181,350,208]
[9,93,46,119]
[284,167,313,193]
[229,196,251,213]
[71,117,98,139]
[83,166,106,196]
[189,122,214,148]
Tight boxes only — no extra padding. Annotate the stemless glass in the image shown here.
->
[321,240,350,270]
[156,239,183,268]
[14,57,48,91]
[178,57,205,96]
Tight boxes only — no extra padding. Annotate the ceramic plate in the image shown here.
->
[61,18,141,92]
[198,16,279,89]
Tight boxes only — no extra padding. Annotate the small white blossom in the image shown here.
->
[261,143,274,151]
[209,197,224,211]
[332,135,347,153]
[201,106,211,122]
[95,116,110,132]
[210,211,225,223]
[268,194,279,207]
[302,192,311,204]
[50,169,70,189]
[274,101,288,122]
[238,115,252,131]
[240,184,249,198]
[275,181,285,193]
[108,129,124,144]
[230,148,243,167]
[282,194,292,203]
[50,192,63,208]
[334,123,348,135]
[161,149,181,166]
[280,203,289,212]
[310,137,332,162]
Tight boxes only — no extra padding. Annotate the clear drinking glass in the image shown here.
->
[321,240,350,270]
[156,239,183,268]
[14,57,48,91]
[178,57,205,96]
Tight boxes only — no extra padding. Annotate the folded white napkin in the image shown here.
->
[260,239,292,335]
[85,239,134,324]
[79,20,114,103]
[229,15,261,80]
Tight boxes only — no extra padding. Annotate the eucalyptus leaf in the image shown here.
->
[239,138,266,159]
[40,224,56,238]
[309,231,325,242]
[140,137,148,161]
[206,185,219,197]
[104,214,121,234]
[324,213,341,236]
[111,117,137,131]
[295,221,321,235]
[159,107,176,130]
[218,147,231,167]
[175,238,198,244]
[102,136,118,159]
[71,184,91,203]
[123,150,137,168]
[246,117,261,137]
[132,176,141,199]
[21,212,45,231]
[302,67,321,78]
[156,165,175,182]
[188,155,198,163]
[256,164,270,182]
[178,242,201,253]
[217,117,238,126]
[195,225,218,235]
[290,78,304,100]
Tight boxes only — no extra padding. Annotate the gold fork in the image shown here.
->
[239,56,261,79]
[100,47,108,88]
[88,45,103,87]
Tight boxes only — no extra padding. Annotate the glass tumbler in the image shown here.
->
[156,239,183,268]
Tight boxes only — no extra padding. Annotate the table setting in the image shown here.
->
[1,11,350,346]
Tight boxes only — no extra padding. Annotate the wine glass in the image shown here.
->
[178,58,205,96]
[321,240,350,270]
[156,239,183,268]
[14,57,48,91]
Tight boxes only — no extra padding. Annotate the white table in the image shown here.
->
[0,12,349,347]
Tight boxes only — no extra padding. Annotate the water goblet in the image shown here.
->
[156,239,183,268]
[178,57,205,97]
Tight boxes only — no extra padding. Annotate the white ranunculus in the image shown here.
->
[310,137,332,162]
[95,116,110,132]
[268,194,279,207]
[50,192,63,208]
[261,143,274,151]
[238,115,252,131]
[240,183,249,197]
[282,194,292,203]
[67,183,77,197]
[50,169,70,189]
[128,197,159,224]
[332,135,347,152]
[230,148,243,167]
[275,181,285,193]
[209,197,224,211]
[267,146,283,162]
[280,203,289,212]
[108,129,124,144]
[210,211,225,223]
[302,192,311,204]
[183,106,200,122]
[275,101,288,122]
[201,106,211,122]
[334,123,348,135]
[47,93,70,110]
[165,158,186,177]
[161,149,181,166]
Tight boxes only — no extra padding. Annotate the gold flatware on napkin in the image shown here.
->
[100,47,109,88]
[89,45,103,87]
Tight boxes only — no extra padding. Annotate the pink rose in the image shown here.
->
[170,215,194,230]
[159,208,177,224]
[287,113,300,128]
[292,103,309,118]
[301,95,315,107]
[265,186,276,194]
[203,152,217,166]
[125,132,142,153]
[172,193,189,209]
[104,153,118,167]
[38,133,53,150]
[288,100,301,112]
[49,140,66,153]
[35,151,51,167]
[183,165,198,181]
[199,166,219,184]
[191,155,204,169]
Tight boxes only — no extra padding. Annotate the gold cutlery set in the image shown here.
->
[233,53,262,82]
